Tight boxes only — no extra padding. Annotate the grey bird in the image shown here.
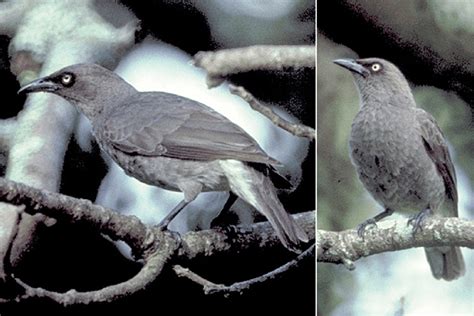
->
[18,63,308,251]
[333,57,465,281]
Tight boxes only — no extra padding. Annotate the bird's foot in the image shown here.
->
[356,218,378,238]
[407,208,432,236]
[155,219,170,231]
[167,229,182,243]
[356,208,393,238]
[156,224,182,242]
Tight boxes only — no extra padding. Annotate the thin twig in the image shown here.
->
[229,84,315,140]
[0,176,315,304]
[14,237,178,306]
[193,45,315,88]
[174,243,315,296]
[193,45,315,139]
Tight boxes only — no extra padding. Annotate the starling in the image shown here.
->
[19,63,309,251]
[334,57,465,280]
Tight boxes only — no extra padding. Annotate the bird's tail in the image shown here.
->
[220,160,309,252]
[424,194,465,281]
[424,246,465,281]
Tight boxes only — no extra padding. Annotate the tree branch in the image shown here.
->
[0,175,179,305]
[15,239,176,306]
[0,177,315,258]
[0,118,16,153]
[229,84,315,140]
[179,211,315,259]
[193,45,315,140]
[2,0,138,274]
[317,218,474,269]
[0,177,315,303]
[193,45,315,88]
[174,243,315,296]
[0,177,151,257]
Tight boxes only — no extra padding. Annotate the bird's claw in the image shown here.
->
[169,230,182,244]
[155,222,168,232]
[154,223,182,246]
[407,208,431,236]
[162,228,182,243]
[357,218,378,239]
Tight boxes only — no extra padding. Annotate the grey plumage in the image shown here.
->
[18,63,308,251]
[334,57,465,281]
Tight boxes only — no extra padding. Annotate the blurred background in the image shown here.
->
[318,0,473,315]
[0,0,315,314]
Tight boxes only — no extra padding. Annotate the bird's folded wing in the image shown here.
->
[416,109,458,215]
[98,92,279,165]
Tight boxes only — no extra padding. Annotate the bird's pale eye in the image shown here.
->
[61,73,74,87]
[371,63,382,72]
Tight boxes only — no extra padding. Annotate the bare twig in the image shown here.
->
[15,234,178,305]
[193,45,315,88]
[0,176,315,303]
[317,217,474,267]
[229,85,315,140]
[174,243,315,296]
[194,45,315,139]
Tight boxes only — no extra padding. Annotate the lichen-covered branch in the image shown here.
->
[179,211,315,259]
[0,118,16,153]
[317,218,474,269]
[0,209,20,282]
[0,177,315,258]
[229,85,315,140]
[0,178,175,305]
[193,45,315,139]
[1,0,138,274]
[193,45,315,88]
[174,243,315,296]
[0,177,151,256]
[15,240,176,306]
[0,177,315,303]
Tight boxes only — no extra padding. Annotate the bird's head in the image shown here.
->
[18,63,137,120]
[333,58,415,107]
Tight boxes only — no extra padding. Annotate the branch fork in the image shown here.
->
[0,177,315,305]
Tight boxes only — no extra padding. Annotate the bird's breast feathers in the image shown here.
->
[350,105,419,157]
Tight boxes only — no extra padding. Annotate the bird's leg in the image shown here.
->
[407,208,432,236]
[222,192,239,213]
[357,208,394,238]
[210,192,239,228]
[156,200,190,230]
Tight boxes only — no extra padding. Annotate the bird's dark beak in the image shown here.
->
[17,77,59,95]
[333,59,370,78]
